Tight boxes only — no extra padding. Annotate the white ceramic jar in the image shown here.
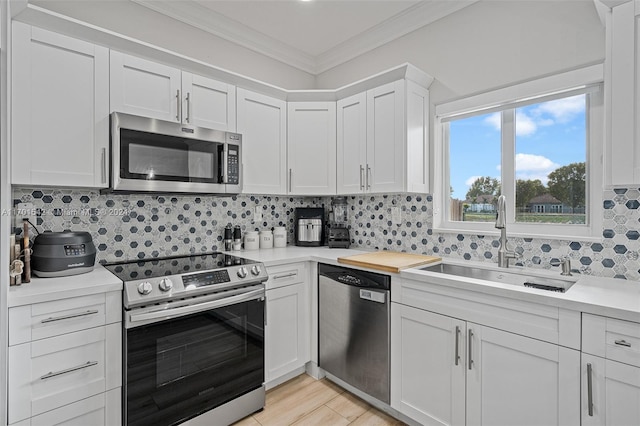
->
[259,230,273,249]
[273,226,287,248]
[244,231,259,250]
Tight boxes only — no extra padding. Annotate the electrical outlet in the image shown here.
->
[253,206,263,223]
[391,206,402,225]
[16,203,36,229]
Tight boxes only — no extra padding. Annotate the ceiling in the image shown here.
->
[132,0,478,75]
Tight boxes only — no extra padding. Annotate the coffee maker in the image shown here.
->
[295,207,324,247]
[328,197,350,248]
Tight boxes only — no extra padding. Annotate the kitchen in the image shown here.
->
[1,0,639,425]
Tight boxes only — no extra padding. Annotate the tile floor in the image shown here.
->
[232,374,406,426]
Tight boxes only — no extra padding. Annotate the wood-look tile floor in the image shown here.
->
[232,374,406,426]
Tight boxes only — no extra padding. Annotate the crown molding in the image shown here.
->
[131,0,317,74]
[132,0,477,75]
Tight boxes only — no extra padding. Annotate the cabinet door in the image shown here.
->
[337,92,367,194]
[582,353,640,426]
[181,72,236,131]
[265,282,310,385]
[391,303,465,426]
[110,51,181,122]
[406,80,430,193]
[12,22,109,188]
[366,80,405,193]
[236,89,287,194]
[466,324,580,426]
[287,102,337,195]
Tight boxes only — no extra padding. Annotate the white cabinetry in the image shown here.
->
[391,278,581,426]
[236,89,287,194]
[337,80,430,194]
[606,0,640,185]
[7,292,122,426]
[110,51,236,131]
[11,22,109,188]
[287,102,337,195]
[264,263,310,389]
[581,313,640,425]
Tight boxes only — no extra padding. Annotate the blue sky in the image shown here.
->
[449,94,587,200]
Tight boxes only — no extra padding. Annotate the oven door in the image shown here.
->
[124,290,264,426]
[111,112,229,193]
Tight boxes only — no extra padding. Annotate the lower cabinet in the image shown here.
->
[265,264,310,388]
[391,303,580,426]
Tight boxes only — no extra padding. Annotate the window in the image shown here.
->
[434,65,603,239]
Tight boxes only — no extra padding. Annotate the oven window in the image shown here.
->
[120,129,222,183]
[125,299,264,426]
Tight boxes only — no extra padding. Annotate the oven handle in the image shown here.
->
[128,287,265,324]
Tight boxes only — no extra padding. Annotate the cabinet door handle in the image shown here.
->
[41,309,100,323]
[454,326,461,366]
[176,89,181,121]
[101,148,107,184]
[360,165,364,190]
[614,339,631,347]
[587,362,594,416]
[366,164,371,190]
[468,329,474,370]
[274,272,297,280]
[289,169,292,192]
[185,92,191,123]
[40,361,98,380]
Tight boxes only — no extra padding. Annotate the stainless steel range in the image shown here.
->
[104,252,268,426]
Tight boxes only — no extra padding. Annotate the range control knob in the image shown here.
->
[159,278,173,292]
[137,282,153,295]
[251,265,262,276]
[237,267,248,279]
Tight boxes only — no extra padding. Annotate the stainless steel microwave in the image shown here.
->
[108,112,242,194]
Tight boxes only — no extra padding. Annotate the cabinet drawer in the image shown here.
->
[583,313,640,367]
[265,263,307,290]
[9,292,121,346]
[8,325,119,424]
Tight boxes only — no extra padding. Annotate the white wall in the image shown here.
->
[31,0,316,89]
[316,0,605,106]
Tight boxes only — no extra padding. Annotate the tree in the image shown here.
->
[515,179,546,209]
[465,176,501,201]
[547,162,586,209]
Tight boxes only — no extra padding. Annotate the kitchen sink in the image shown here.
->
[420,263,575,293]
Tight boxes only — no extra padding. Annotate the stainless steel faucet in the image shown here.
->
[495,195,518,268]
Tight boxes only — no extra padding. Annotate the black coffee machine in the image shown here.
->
[295,207,324,246]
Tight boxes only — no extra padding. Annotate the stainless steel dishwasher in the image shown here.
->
[318,263,391,404]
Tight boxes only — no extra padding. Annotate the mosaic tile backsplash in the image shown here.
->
[12,187,640,281]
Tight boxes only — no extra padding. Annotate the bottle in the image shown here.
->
[273,226,287,248]
[233,225,242,251]
[259,230,273,249]
[224,224,233,251]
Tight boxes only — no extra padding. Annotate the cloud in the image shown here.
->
[515,111,536,136]
[515,153,559,184]
[532,95,585,123]
[465,175,483,186]
[484,112,501,131]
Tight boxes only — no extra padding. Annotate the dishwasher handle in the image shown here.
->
[359,289,387,304]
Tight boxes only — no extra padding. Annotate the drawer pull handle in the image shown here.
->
[614,339,632,347]
[468,329,474,370]
[454,326,460,366]
[41,310,99,323]
[40,361,98,380]
[587,362,594,416]
[273,272,297,280]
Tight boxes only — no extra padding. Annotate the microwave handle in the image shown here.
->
[221,144,229,184]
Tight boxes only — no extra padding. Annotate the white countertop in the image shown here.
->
[7,264,123,308]
[230,246,370,267]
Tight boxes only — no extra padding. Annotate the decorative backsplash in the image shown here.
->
[12,187,640,280]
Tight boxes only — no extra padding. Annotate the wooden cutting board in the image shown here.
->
[337,251,441,273]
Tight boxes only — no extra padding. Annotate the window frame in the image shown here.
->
[433,65,604,240]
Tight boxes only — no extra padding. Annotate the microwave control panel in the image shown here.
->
[227,144,240,185]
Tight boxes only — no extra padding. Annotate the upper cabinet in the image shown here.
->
[12,22,110,188]
[237,89,288,195]
[287,102,337,195]
[606,0,640,185]
[336,80,430,195]
[110,51,236,131]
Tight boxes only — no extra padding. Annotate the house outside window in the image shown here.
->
[433,65,603,239]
